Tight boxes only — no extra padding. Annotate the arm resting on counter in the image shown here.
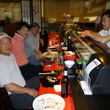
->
[4,83,38,98]
[34,49,43,60]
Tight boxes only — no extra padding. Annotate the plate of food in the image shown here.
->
[33,94,65,110]
[41,75,59,87]
[43,51,59,58]
[39,70,59,76]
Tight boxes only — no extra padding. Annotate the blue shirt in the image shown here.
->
[24,32,40,58]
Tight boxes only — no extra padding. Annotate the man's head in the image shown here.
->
[30,22,40,37]
[102,9,110,30]
[17,21,30,39]
[0,33,12,56]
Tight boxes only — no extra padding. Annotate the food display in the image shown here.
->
[33,94,65,110]
[75,42,91,61]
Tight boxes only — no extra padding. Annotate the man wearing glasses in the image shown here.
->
[81,9,110,48]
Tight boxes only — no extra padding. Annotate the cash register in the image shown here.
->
[85,52,110,94]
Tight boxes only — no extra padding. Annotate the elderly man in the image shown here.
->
[81,9,110,48]
[0,33,40,109]
[24,22,44,66]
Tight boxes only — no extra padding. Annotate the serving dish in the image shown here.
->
[41,75,59,87]
[43,51,59,58]
[33,94,65,110]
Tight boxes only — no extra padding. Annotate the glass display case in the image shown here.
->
[70,30,110,95]
[70,31,103,64]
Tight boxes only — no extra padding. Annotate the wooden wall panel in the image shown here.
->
[44,0,70,22]
[44,0,107,23]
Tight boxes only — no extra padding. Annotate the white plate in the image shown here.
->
[61,47,67,50]
[33,94,65,110]
[43,52,58,58]
[48,46,55,48]
[64,51,75,55]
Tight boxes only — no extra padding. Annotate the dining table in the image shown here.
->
[38,32,75,110]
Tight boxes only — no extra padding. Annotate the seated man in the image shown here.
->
[0,33,41,109]
[24,22,44,66]
[11,21,43,81]
[81,9,110,48]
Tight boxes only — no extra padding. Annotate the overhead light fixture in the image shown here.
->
[85,1,91,9]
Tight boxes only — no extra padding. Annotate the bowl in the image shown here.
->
[64,60,75,68]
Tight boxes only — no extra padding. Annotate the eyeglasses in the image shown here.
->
[102,18,110,22]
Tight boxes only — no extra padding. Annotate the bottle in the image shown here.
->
[59,51,64,65]
[63,37,67,47]
[75,60,83,76]
[67,36,71,51]
[62,38,67,53]
[61,71,69,98]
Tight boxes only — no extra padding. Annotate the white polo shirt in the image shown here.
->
[0,53,26,95]
[99,29,110,48]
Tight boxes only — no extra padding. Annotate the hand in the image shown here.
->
[40,38,44,46]
[36,53,43,60]
[28,88,38,98]
[81,30,92,37]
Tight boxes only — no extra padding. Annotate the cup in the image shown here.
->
[55,57,60,65]
[49,41,52,46]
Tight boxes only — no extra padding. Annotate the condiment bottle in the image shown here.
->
[59,51,64,65]
[75,60,83,75]
[63,37,67,47]
[67,36,72,51]
[61,71,69,98]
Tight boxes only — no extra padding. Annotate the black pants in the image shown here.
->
[10,76,41,109]
[19,63,43,81]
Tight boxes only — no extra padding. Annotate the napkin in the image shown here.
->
[80,81,92,95]
[54,85,61,92]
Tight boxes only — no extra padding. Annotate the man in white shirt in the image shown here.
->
[0,33,40,109]
[81,9,110,48]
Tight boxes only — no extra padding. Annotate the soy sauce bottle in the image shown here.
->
[63,39,67,47]
[75,60,83,75]
[59,51,64,65]
[67,36,71,51]
[61,71,69,98]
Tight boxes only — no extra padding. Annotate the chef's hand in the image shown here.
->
[81,30,93,37]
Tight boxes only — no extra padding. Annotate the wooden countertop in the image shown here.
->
[69,77,110,110]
